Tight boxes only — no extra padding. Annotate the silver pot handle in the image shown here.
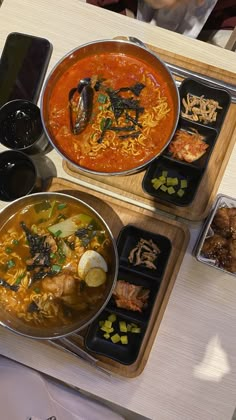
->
[50,336,111,377]
[128,36,236,103]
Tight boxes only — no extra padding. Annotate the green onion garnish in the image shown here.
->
[97,93,107,104]
[5,247,13,254]
[57,203,67,210]
[54,230,62,237]
[7,259,15,269]
[15,272,26,285]
[51,264,62,274]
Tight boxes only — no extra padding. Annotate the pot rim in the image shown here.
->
[40,38,180,176]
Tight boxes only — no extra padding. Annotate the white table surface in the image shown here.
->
[0,1,236,419]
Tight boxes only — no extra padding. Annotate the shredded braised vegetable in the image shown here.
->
[181,93,222,124]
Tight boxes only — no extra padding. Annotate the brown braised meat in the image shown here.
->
[201,207,236,273]
[212,207,236,238]
[224,239,236,273]
[201,234,228,263]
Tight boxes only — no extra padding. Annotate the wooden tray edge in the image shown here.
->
[115,36,236,84]
[46,177,190,377]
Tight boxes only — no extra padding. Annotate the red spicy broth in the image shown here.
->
[48,52,176,173]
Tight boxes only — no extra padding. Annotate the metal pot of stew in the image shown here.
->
[41,39,180,176]
[0,192,118,339]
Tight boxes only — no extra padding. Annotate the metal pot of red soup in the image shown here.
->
[41,39,180,175]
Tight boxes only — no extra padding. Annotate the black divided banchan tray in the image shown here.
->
[85,224,172,365]
[142,77,231,208]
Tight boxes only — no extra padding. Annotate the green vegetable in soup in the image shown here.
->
[51,264,62,274]
[5,247,13,254]
[48,200,56,218]
[48,214,92,238]
[57,203,67,210]
[34,201,52,213]
[15,272,26,285]
[6,259,15,269]
[97,93,107,104]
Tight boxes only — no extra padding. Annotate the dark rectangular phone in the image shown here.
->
[0,32,52,107]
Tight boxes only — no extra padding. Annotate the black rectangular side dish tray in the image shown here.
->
[116,224,172,280]
[142,77,231,207]
[85,309,146,365]
[142,155,203,207]
[85,224,173,365]
[179,78,231,130]
[163,118,218,170]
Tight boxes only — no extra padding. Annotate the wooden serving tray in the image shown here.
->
[63,40,236,222]
[46,177,189,377]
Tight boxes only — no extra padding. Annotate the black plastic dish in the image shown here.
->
[163,118,218,170]
[179,78,231,129]
[85,309,146,365]
[116,224,172,280]
[107,267,158,323]
[142,156,203,207]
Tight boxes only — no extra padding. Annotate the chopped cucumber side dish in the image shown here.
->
[98,313,141,344]
[151,171,188,197]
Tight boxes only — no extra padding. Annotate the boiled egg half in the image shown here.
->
[78,250,108,287]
